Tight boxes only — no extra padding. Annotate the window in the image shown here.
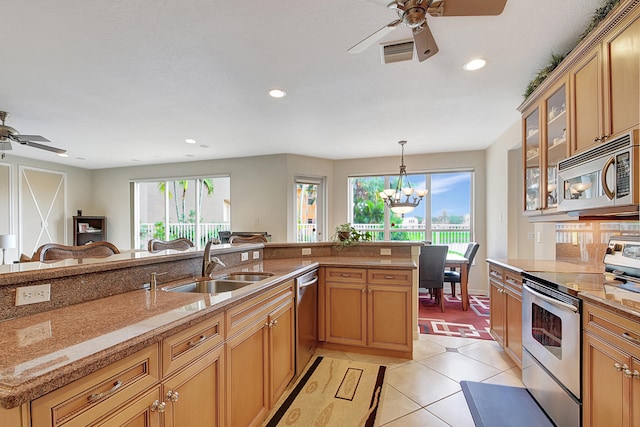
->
[349,171,473,254]
[134,176,231,249]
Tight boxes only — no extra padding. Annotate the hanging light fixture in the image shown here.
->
[379,140,427,216]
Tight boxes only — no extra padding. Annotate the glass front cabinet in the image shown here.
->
[522,80,569,214]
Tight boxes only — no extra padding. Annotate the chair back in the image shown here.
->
[228,235,268,244]
[34,242,120,262]
[418,245,449,290]
[464,242,480,269]
[148,238,194,253]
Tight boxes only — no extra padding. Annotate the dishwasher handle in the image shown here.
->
[297,276,318,289]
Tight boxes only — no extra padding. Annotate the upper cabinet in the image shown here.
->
[569,7,640,153]
[519,0,639,214]
[523,80,569,213]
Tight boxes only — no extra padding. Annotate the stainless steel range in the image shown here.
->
[521,235,640,427]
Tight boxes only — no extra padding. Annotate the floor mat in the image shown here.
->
[265,356,386,427]
[461,381,553,427]
[418,294,492,340]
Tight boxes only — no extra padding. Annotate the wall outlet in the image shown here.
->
[527,232,535,240]
[16,284,51,306]
[380,248,392,256]
[302,248,312,256]
[252,251,260,260]
[241,252,249,261]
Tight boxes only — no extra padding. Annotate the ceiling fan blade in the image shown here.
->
[413,23,439,62]
[22,141,66,154]
[348,19,402,54]
[10,134,51,143]
[427,0,507,17]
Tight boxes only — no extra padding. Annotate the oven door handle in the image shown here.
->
[523,283,578,313]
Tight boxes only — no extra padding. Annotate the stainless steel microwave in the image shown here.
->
[557,130,638,213]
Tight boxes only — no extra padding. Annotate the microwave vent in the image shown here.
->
[558,133,632,171]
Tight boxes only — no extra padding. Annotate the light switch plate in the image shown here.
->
[252,251,260,260]
[380,248,392,256]
[16,284,51,306]
[302,248,312,255]
[241,252,249,261]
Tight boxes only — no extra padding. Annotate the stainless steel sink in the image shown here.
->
[165,279,255,294]
[221,273,273,281]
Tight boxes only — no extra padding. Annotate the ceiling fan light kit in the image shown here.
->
[349,0,507,62]
[0,111,66,155]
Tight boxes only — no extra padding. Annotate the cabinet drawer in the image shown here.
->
[226,280,294,338]
[325,267,366,283]
[367,269,412,286]
[162,313,224,376]
[31,344,160,427]
[583,302,640,355]
[503,270,522,293]
[488,264,504,282]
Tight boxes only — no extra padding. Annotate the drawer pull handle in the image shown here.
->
[614,363,628,372]
[88,380,122,403]
[340,273,351,277]
[151,400,166,413]
[188,335,206,347]
[621,332,640,346]
[166,390,180,402]
[384,275,394,279]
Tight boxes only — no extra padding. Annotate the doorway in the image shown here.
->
[295,177,325,242]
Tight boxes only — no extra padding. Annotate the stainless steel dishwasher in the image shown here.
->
[295,269,318,378]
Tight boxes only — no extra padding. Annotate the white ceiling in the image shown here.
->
[1,0,601,169]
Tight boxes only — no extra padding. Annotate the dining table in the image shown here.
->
[445,253,470,310]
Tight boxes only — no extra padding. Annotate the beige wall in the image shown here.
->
[0,154,93,262]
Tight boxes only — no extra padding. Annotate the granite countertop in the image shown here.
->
[486,258,604,274]
[0,256,415,409]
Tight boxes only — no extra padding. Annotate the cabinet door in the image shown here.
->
[367,284,411,351]
[92,387,162,427]
[504,288,522,367]
[570,47,603,153]
[226,320,269,427]
[523,106,541,211]
[267,299,295,407]
[604,12,640,136]
[489,280,505,346]
[325,282,367,346]
[543,82,568,209]
[631,357,640,427]
[583,332,628,427]
[163,344,224,427]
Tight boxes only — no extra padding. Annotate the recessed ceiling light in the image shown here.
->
[57,153,68,157]
[185,138,196,144]
[463,58,486,71]
[269,89,286,98]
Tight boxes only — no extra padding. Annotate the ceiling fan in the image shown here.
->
[0,111,66,155]
[348,0,508,62]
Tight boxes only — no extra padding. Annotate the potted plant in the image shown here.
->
[331,223,373,249]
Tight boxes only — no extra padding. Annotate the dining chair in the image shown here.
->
[34,241,120,262]
[418,244,449,312]
[148,238,194,253]
[228,235,268,244]
[445,242,480,297]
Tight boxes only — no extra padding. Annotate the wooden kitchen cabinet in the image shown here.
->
[487,262,523,367]
[583,302,640,427]
[522,79,568,213]
[572,6,640,154]
[225,280,295,427]
[323,267,413,355]
[0,405,28,427]
[31,344,161,427]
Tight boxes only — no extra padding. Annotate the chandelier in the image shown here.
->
[379,141,427,216]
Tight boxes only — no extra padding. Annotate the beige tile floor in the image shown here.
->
[315,333,524,427]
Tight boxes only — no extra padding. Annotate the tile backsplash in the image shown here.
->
[556,220,640,264]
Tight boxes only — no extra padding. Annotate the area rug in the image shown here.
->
[265,356,386,427]
[418,294,492,340]
[461,381,553,427]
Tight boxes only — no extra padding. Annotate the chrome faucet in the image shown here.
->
[150,271,168,291]
[203,239,226,277]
